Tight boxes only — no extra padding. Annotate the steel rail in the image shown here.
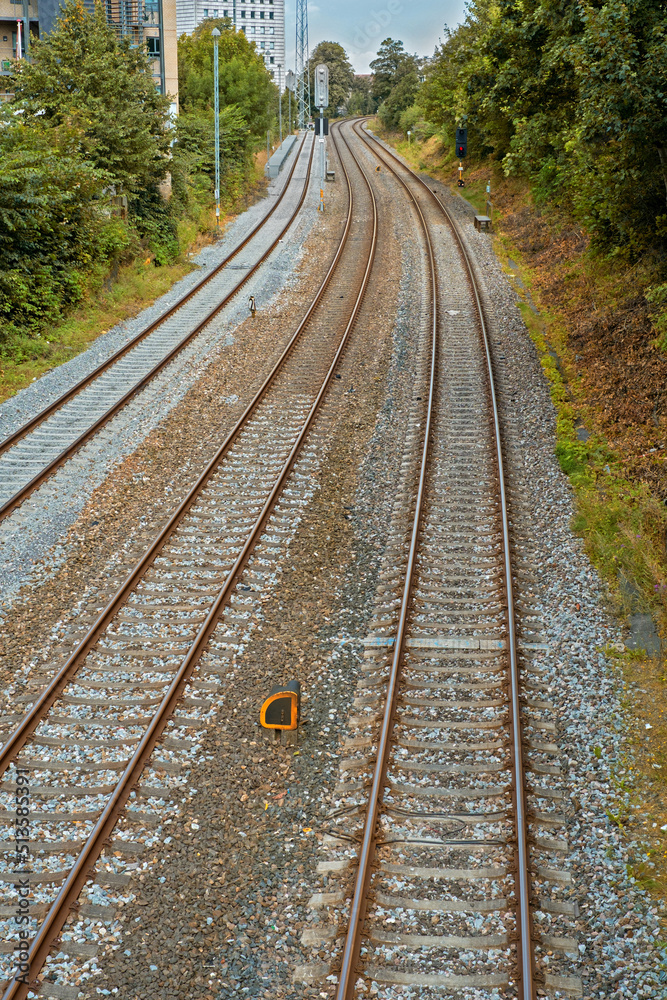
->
[358,120,534,999]
[0,136,314,523]
[347,119,535,1000]
[334,118,438,1000]
[1,121,379,1000]
[0,124,351,780]
[0,132,308,459]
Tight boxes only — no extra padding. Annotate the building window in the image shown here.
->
[269,26,273,33]
[223,8,228,14]
[269,40,273,48]
[203,7,208,14]
[268,11,273,18]
[269,55,274,62]
[260,40,264,47]
[240,8,245,15]
[146,36,160,55]
[250,9,254,15]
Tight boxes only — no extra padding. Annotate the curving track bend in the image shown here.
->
[0,133,313,522]
[0,122,378,998]
[296,121,582,1000]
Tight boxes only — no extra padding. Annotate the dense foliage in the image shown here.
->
[0,0,173,348]
[173,18,277,219]
[12,0,171,193]
[347,75,375,117]
[371,38,421,130]
[399,0,667,258]
[0,3,277,357]
[0,116,107,336]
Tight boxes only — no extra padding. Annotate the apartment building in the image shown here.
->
[0,0,37,84]
[176,0,285,85]
[0,0,178,112]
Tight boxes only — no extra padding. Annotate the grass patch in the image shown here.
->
[0,258,195,404]
[381,127,667,907]
[0,150,271,405]
[506,260,667,633]
[608,647,667,904]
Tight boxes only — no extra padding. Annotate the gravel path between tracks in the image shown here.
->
[0,140,319,606]
[0,149,301,444]
[2,130,666,1000]
[434,172,667,999]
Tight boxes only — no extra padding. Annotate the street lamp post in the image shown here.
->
[286,69,296,135]
[212,27,221,230]
[278,63,283,145]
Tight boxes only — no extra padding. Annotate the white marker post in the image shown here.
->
[315,64,329,213]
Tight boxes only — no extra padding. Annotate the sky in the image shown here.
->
[283,0,468,74]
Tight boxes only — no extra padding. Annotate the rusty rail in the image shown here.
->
[332,119,535,1000]
[0,134,313,523]
[1,121,379,1000]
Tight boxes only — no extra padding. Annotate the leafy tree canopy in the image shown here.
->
[413,0,667,254]
[11,0,171,193]
[0,107,122,335]
[177,18,275,139]
[370,37,420,130]
[370,37,418,106]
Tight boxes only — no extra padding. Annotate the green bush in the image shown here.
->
[131,188,180,267]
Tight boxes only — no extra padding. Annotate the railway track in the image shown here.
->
[0,122,379,997]
[297,121,582,998]
[0,132,313,523]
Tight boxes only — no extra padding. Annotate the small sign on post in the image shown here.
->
[260,680,301,744]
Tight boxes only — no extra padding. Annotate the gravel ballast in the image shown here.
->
[1,127,665,999]
[0,141,306,444]
[0,138,321,606]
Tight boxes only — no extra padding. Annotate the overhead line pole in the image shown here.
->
[278,63,283,145]
[212,27,221,230]
[295,0,309,128]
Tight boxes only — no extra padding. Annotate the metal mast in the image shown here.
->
[295,0,310,128]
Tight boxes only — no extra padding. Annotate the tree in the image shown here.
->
[12,0,171,194]
[177,18,274,140]
[412,0,667,254]
[348,75,376,116]
[370,37,416,106]
[307,41,355,117]
[0,109,120,340]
